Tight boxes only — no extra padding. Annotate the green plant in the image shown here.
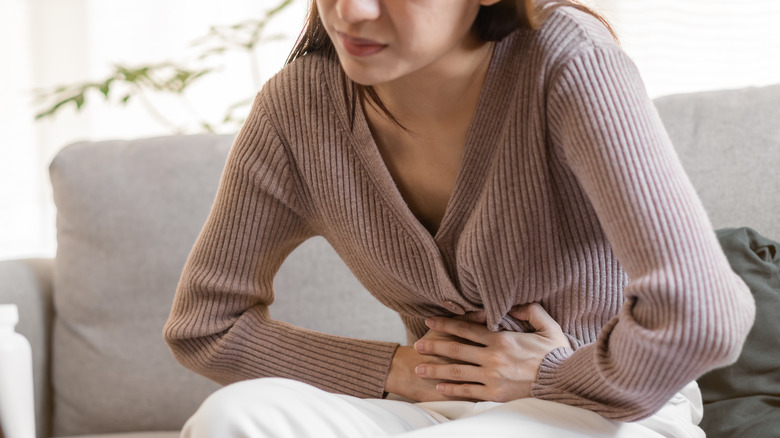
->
[34,0,294,134]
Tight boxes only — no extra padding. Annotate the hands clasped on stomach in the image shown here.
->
[384,303,571,403]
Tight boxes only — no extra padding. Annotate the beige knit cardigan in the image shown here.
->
[164,7,755,421]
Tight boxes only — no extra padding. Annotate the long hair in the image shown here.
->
[285,0,617,129]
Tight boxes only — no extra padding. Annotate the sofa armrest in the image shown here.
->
[0,258,54,438]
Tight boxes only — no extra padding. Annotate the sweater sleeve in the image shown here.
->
[536,45,756,420]
[163,94,399,399]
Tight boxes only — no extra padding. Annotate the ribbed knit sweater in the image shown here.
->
[164,7,755,421]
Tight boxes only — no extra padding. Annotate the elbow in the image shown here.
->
[162,317,180,350]
[162,310,191,359]
[162,323,193,365]
[162,276,228,381]
[162,318,224,382]
[693,274,756,370]
[619,276,755,421]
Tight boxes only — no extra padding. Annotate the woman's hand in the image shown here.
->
[384,312,485,402]
[412,303,570,402]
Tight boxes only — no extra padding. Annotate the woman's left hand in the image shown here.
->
[413,302,570,402]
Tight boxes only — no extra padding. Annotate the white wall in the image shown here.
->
[1,0,779,260]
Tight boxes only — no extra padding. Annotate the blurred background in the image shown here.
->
[1,0,779,261]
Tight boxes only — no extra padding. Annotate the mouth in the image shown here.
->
[336,32,388,57]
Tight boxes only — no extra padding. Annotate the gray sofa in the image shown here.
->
[1,83,778,438]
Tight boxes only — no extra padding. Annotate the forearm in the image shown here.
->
[166,301,399,398]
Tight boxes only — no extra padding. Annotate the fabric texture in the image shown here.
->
[270,236,407,343]
[164,6,755,421]
[696,227,780,437]
[654,85,780,240]
[49,135,228,436]
[181,378,704,438]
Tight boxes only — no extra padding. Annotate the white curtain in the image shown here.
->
[0,0,53,260]
[1,0,779,260]
[599,0,780,97]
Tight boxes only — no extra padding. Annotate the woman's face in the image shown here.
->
[316,0,499,85]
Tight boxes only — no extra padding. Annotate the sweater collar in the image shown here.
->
[324,32,523,245]
[322,31,527,329]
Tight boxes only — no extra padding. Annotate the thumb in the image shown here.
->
[508,303,560,335]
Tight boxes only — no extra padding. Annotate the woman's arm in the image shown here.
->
[533,44,755,420]
[163,94,398,399]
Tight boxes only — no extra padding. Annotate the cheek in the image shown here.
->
[398,10,448,47]
[315,0,336,31]
[400,11,477,59]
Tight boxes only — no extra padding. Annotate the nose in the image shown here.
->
[335,0,380,24]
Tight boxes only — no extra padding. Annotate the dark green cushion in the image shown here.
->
[697,227,780,437]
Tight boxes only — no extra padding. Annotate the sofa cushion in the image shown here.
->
[49,135,230,436]
[653,83,780,240]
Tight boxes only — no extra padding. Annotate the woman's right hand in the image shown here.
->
[384,312,486,402]
[385,342,458,402]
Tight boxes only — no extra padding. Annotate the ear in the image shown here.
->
[479,0,502,5]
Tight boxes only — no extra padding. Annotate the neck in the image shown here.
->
[370,36,495,129]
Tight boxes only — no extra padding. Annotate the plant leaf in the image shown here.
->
[99,79,112,98]
[266,0,294,20]
[32,0,294,133]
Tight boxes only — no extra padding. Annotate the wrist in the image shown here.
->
[384,345,412,395]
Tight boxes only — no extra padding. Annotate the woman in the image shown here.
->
[164,0,755,436]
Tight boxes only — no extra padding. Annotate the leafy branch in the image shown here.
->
[34,0,294,134]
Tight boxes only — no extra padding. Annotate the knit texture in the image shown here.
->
[164,7,755,420]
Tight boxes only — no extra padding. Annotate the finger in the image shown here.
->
[414,362,483,383]
[435,382,490,401]
[425,317,491,345]
[414,338,486,363]
[454,310,486,324]
[508,303,560,334]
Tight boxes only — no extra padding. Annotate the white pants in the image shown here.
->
[181,378,705,438]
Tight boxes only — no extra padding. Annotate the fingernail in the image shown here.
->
[425,318,434,328]
[414,341,425,352]
[436,383,445,392]
[415,365,425,375]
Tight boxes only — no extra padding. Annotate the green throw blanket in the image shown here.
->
[697,227,780,437]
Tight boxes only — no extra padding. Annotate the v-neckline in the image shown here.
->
[326,33,520,249]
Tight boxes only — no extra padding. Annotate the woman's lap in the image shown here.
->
[181,378,438,438]
[181,378,705,438]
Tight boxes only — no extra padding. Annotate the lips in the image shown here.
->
[337,32,387,57]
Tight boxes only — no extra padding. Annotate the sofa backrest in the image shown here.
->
[654,83,780,240]
[49,135,226,436]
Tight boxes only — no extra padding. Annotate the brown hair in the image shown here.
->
[286,0,617,129]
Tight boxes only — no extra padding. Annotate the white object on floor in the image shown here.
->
[0,304,36,438]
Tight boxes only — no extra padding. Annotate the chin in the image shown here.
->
[336,57,396,86]
[339,67,385,86]
[343,72,384,86]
